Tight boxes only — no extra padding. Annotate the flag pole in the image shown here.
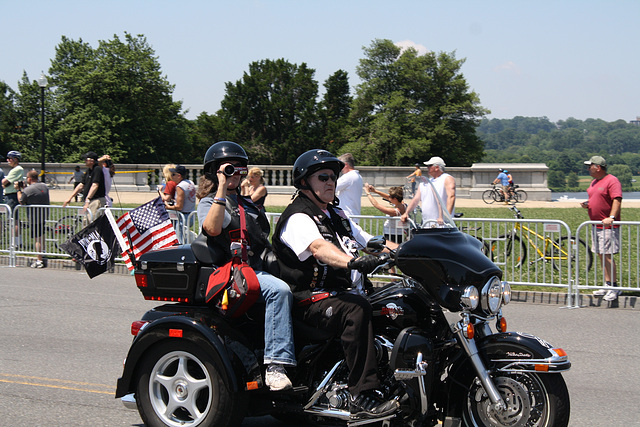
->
[105,208,128,254]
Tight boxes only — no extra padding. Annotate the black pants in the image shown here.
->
[299,293,378,396]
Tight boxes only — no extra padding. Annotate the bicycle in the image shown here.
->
[482,184,527,204]
[45,213,84,250]
[482,205,593,271]
[45,175,60,189]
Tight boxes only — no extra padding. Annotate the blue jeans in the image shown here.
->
[256,271,296,366]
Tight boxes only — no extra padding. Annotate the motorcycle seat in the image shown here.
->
[191,233,226,265]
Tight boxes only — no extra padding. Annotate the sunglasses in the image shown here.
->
[316,173,338,183]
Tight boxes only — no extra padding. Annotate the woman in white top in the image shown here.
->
[364,184,407,244]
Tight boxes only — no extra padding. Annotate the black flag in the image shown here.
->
[59,215,120,278]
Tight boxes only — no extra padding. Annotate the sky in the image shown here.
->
[1,0,638,123]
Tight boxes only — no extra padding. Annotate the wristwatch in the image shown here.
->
[609,215,616,219]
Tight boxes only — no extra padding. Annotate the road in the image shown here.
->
[0,267,638,426]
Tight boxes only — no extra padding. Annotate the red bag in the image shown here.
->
[205,197,260,318]
[205,258,260,318]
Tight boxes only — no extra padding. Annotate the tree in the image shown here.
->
[342,39,489,166]
[318,70,352,155]
[548,170,566,190]
[0,80,18,156]
[608,164,633,191]
[46,33,188,163]
[218,58,320,164]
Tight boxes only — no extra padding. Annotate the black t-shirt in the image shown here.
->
[82,164,106,200]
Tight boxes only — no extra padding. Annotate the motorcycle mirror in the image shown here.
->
[366,236,386,253]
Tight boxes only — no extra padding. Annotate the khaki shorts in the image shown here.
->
[591,227,620,254]
[87,197,107,220]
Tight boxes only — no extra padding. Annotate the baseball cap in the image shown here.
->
[424,156,446,167]
[169,165,187,176]
[584,156,606,167]
[84,151,99,161]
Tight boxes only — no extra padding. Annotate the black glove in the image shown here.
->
[347,255,381,275]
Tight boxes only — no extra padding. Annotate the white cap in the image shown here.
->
[424,156,446,167]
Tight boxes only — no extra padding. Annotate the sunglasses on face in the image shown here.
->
[316,173,338,183]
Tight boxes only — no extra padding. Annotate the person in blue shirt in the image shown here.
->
[493,169,511,202]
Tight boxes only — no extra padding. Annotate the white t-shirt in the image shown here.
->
[420,173,455,222]
[335,169,363,221]
[177,179,196,213]
[279,210,373,292]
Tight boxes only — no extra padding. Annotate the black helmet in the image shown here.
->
[293,149,344,189]
[203,141,248,174]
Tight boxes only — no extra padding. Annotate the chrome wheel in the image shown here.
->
[149,350,213,426]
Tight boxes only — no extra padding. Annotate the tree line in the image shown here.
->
[0,34,486,168]
[478,116,640,190]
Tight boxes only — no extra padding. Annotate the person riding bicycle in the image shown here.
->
[493,169,511,203]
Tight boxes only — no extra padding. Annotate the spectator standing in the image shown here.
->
[401,156,455,225]
[2,151,24,210]
[99,155,115,207]
[406,163,423,196]
[241,167,268,209]
[63,151,106,220]
[68,166,84,202]
[165,165,196,243]
[493,169,511,203]
[272,149,400,420]
[159,164,177,205]
[364,183,407,243]
[17,170,50,268]
[0,155,5,204]
[581,156,623,301]
[335,153,363,223]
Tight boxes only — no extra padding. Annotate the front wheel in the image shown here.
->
[136,339,244,427]
[482,190,496,204]
[463,372,570,427]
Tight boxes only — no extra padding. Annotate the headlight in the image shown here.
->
[502,281,511,305]
[481,276,502,314]
[461,286,479,310]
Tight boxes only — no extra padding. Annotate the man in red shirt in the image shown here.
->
[581,156,622,301]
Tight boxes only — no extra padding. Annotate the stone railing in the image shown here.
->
[21,162,551,200]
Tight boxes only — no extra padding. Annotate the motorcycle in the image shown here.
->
[115,213,571,427]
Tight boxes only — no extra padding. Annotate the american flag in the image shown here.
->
[117,197,179,270]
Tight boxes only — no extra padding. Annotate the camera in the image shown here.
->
[221,164,236,177]
[16,180,25,189]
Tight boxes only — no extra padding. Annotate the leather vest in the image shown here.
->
[272,193,355,300]
[204,194,271,270]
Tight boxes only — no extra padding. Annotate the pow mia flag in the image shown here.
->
[59,215,120,278]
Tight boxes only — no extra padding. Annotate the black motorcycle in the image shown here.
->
[115,214,571,427]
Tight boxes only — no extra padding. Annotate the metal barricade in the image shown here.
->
[0,204,15,266]
[454,217,574,293]
[12,205,92,261]
[573,221,640,304]
[186,211,200,243]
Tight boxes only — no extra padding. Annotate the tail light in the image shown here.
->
[134,272,148,288]
[131,320,148,336]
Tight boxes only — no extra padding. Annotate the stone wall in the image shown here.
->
[22,162,551,201]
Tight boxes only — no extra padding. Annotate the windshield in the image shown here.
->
[413,175,457,229]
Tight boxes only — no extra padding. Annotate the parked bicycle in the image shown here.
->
[481,205,593,271]
[45,213,84,250]
[482,184,527,204]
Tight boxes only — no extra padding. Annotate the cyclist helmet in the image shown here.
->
[293,149,344,189]
[503,169,509,173]
[7,150,21,160]
[203,141,249,174]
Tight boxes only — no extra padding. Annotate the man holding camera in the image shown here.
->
[2,151,24,210]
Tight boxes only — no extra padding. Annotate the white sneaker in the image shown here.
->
[265,365,292,391]
[30,260,45,269]
[603,289,621,302]
[593,284,610,296]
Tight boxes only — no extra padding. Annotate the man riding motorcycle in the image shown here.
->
[272,149,400,420]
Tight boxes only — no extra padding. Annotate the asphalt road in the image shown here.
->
[1,267,638,426]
